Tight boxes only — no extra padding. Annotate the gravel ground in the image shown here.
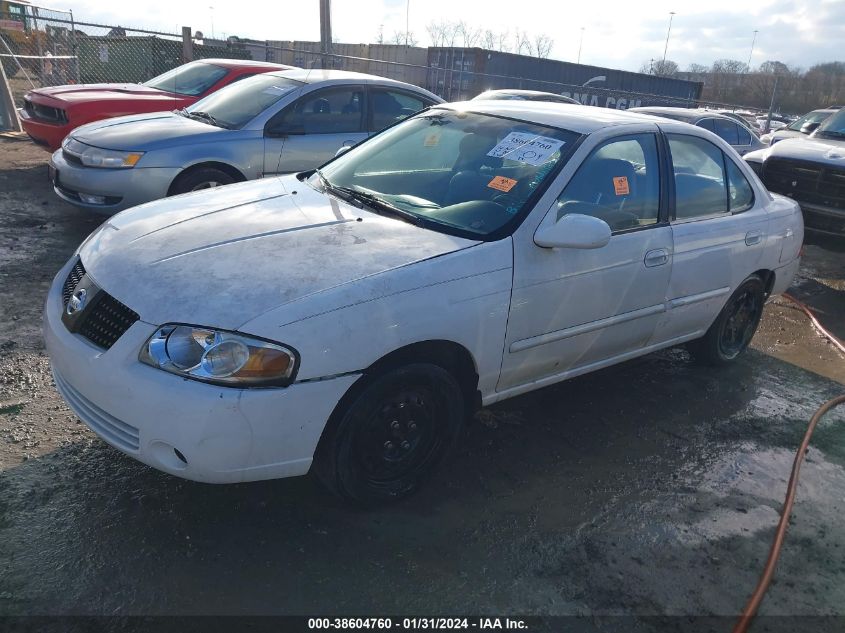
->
[1,135,844,630]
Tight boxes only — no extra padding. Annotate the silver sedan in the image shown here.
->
[49,69,442,214]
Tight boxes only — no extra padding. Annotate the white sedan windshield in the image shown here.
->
[318,109,580,238]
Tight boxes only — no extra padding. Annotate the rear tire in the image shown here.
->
[688,274,766,365]
[170,167,235,195]
[314,364,465,506]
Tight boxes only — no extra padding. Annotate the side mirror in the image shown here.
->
[801,121,820,134]
[534,213,612,249]
[335,145,352,157]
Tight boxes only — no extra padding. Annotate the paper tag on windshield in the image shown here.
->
[488,176,518,192]
[486,132,565,166]
[613,176,630,196]
[262,85,295,96]
[424,133,440,147]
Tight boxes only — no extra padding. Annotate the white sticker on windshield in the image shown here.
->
[262,86,295,96]
[486,132,565,166]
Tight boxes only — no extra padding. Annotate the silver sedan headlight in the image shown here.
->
[140,325,298,387]
[63,137,144,169]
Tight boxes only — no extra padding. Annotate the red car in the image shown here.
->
[19,58,294,151]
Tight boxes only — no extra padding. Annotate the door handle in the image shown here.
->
[745,230,763,246]
[644,248,669,267]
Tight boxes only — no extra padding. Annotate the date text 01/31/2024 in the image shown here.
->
[307,618,529,630]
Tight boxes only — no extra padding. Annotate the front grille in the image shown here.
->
[77,294,140,350]
[23,98,68,124]
[61,259,140,350]
[53,369,140,453]
[763,157,845,212]
[62,259,85,307]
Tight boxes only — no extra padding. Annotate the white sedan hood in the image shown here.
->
[78,176,478,330]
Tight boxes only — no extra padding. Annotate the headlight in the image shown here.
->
[63,137,143,168]
[140,325,298,387]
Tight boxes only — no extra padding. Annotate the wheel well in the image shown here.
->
[753,269,776,297]
[364,340,481,412]
[313,340,481,468]
[167,161,247,195]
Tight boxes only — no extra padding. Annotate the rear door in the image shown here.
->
[263,85,368,175]
[656,131,768,343]
[368,88,437,134]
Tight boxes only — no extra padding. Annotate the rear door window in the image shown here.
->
[667,134,728,220]
[370,89,432,132]
[713,119,739,145]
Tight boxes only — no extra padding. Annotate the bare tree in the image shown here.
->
[425,20,447,47]
[687,62,708,74]
[640,59,677,76]
[482,29,496,51]
[390,30,417,46]
[457,21,481,48]
[375,24,384,45]
[496,30,510,52]
[711,59,748,74]
[533,34,553,59]
[514,30,532,56]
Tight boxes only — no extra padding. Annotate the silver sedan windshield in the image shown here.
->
[186,75,304,129]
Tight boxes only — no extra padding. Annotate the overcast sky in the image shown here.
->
[63,0,843,72]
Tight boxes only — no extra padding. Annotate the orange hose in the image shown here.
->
[781,293,845,355]
[732,294,845,633]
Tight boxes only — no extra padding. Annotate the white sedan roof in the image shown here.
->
[437,101,664,134]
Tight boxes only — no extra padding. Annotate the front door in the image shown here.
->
[263,86,368,175]
[499,132,673,391]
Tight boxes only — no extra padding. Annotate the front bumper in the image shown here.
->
[49,150,180,215]
[18,108,69,152]
[43,258,359,483]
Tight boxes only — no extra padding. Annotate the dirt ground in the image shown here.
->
[1,135,844,630]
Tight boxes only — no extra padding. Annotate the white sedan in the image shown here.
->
[45,102,804,505]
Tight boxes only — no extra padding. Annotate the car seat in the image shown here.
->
[444,133,504,206]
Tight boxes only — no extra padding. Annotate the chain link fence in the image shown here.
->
[1,4,768,116]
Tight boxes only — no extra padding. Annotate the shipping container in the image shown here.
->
[427,47,703,109]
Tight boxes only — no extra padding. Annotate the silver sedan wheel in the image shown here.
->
[191,181,221,191]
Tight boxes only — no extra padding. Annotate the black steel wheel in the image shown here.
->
[688,274,766,365]
[314,364,465,506]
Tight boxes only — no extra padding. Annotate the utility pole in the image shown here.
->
[746,30,758,72]
[765,74,779,134]
[662,11,675,65]
[319,0,332,68]
[577,27,584,64]
[209,6,215,40]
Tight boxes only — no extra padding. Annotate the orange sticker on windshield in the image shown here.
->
[424,133,440,147]
[613,176,630,196]
[488,176,518,192]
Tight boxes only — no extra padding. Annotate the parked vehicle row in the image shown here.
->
[760,107,840,146]
[745,107,845,236]
[46,100,803,503]
[48,69,442,213]
[19,59,295,151]
[628,106,765,156]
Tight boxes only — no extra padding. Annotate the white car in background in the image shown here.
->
[45,102,803,505]
[760,107,839,145]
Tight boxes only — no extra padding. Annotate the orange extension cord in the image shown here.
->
[731,293,845,633]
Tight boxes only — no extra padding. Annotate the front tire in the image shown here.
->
[688,274,766,365]
[170,167,235,195]
[314,364,465,506]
